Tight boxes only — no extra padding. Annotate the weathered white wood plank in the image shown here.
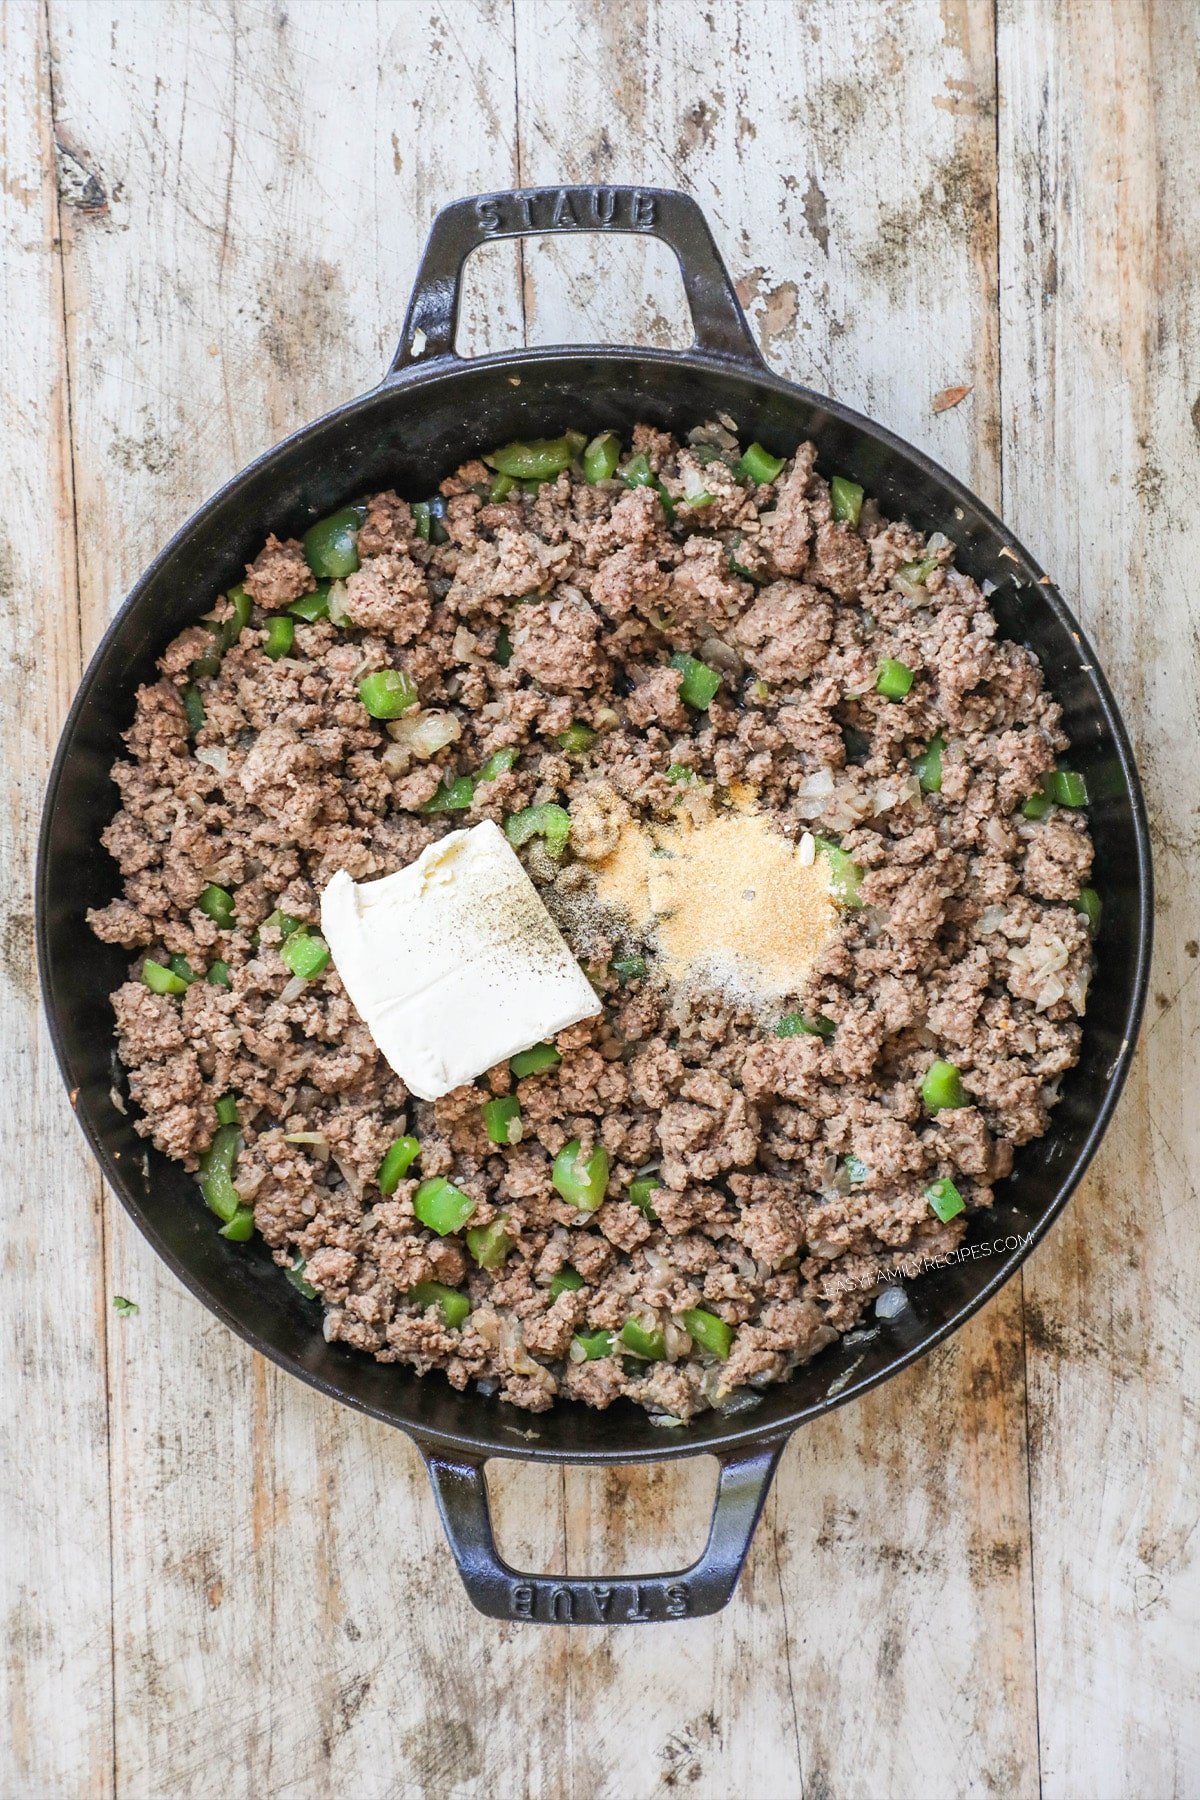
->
[513,0,1001,487]
[0,3,114,1794]
[997,2,1200,1793]
[44,5,572,1796]
[512,5,1038,1797]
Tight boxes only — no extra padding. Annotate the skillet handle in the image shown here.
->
[420,1438,785,1624]
[388,185,765,376]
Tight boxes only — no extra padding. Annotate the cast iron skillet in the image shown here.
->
[38,187,1153,1625]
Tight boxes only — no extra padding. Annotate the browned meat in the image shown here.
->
[342,553,431,641]
[733,581,833,683]
[91,427,1094,1420]
[242,534,315,609]
[357,489,414,557]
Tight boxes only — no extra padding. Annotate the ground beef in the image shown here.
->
[90,427,1096,1421]
[357,490,414,557]
[242,535,315,610]
[734,581,833,682]
[342,553,431,640]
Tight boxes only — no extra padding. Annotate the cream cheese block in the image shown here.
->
[319,820,600,1100]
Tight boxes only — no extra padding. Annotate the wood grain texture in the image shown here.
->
[2,0,1193,1794]
[0,4,114,1794]
[997,2,1200,1794]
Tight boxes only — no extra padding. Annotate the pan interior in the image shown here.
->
[38,348,1151,1463]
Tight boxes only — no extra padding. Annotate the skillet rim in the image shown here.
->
[36,341,1154,1466]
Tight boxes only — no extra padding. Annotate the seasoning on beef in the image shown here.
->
[595,811,836,1004]
[89,427,1096,1419]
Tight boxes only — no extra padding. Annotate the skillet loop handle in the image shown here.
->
[421,1439,785,1624]
[388,185,765,376]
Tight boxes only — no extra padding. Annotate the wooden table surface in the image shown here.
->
[4,2,1197,1795]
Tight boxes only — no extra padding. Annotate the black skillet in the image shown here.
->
[37,187,1152,1624]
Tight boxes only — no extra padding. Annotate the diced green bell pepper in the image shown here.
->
[681,1307,733,1359]
[378,1136,421,1195]
[552,1139,609,1211]
[413,1176,476,1236]
[303,504,365,580]
[510,1042,561,1078]
[409,1281,471,1329]
[465,1218,513,1269]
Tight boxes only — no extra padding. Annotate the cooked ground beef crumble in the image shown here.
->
[89,424,1096,1419]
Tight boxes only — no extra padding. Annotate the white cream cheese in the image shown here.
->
[319,820,600,1100]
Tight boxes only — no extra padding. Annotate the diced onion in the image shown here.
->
[700,635,743,678]
[327,579,349,624]
[498,1315,521,1352]
[700,1365,729,1405]
[472,1308,501,1349]
[794,769,837,820]
[284,1131,330,1162]
[876,1285,909,1320]
[1008,935,1073,1011]
[871,772,921,815]
[859,905,886,942]
[386,708,462,759]
[194,746,229,775]
[682,462,710,502]
[688,418,739,453]
[1066,965,1090,1013]
[279,975,307,1003]
[715,1389,763,1416]
[892,573,928,602]
[332,1153,363,1200]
